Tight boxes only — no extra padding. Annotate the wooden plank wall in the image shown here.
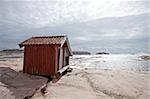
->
[24,45,56,76]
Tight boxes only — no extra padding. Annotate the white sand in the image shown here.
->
[32,69,150,99]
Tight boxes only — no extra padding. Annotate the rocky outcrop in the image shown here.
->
[96,52,109,55]
[139,55,150,61]
[72,51,91,55]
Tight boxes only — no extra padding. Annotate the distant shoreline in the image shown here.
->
[0,49,149,55]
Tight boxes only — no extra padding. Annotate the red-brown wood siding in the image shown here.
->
[23,49,26,73]
[24,45,57,76]
[54,45,59,73]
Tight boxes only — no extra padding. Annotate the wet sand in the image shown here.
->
[0,52,48,99]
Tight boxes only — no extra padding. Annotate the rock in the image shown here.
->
[139,55,150,61]
[73,51,91,55]
[96,52,109,55]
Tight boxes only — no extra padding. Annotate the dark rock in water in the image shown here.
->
[73,51,91,55]
[96,52,109,55]
[1,49,23,52]
[139,55,150,61]
[0,49,23,53]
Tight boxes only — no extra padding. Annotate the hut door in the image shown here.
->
[65,56,69,65]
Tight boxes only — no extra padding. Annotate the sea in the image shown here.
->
[70,54,150,71]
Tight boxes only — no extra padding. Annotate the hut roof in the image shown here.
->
[19,35,72,55]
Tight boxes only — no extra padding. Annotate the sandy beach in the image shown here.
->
[32,69,150,99]
[0,52,150,99]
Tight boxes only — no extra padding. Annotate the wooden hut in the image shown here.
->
[19,35,72,77]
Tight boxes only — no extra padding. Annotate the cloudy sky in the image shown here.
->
[0,0,149,53]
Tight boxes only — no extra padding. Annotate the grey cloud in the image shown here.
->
[0,0,149,28]
[2,13,149,54]
[0,0,149,54]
